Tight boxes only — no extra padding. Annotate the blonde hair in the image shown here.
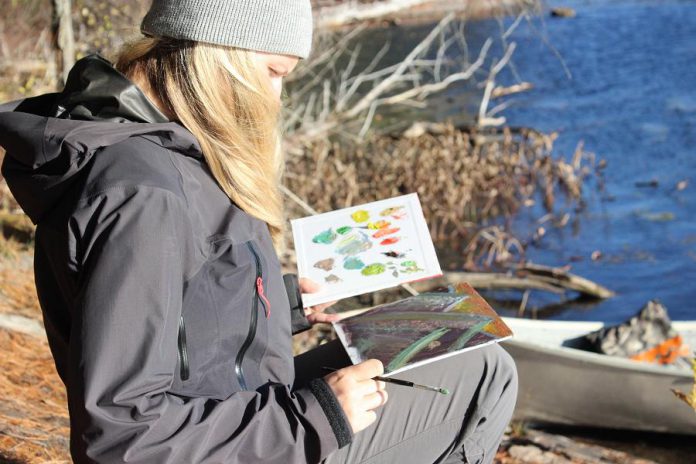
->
[114,37,285,249]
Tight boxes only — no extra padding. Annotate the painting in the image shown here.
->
[291,193,442,307]
[333,283,513,376]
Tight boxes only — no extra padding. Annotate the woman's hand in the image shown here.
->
[323,359,389,433]
[299,277,341,324]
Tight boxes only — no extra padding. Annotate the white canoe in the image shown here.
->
[500,318,696,435]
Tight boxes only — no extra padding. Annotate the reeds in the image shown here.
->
[282,124,593,270]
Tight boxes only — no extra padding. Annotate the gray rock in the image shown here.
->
[508,444,572,464]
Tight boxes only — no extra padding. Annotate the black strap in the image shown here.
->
[283,273,311,334]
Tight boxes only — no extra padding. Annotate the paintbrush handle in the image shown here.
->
[321,367,448,394]
[373,376,415,388]
[374,376,444,394]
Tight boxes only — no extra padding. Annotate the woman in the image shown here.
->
[0,0,517,462]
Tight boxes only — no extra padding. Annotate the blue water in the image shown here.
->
[354,0,696,322]
[490,0,696,322]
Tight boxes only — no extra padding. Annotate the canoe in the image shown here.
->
[500,318,696,435]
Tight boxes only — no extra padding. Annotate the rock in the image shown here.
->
[0,211,35,243]
[635,179,659,188]
[508,444,571,464]
[0,313,45,338]
[551,7,576,18]
[525,429,660,464]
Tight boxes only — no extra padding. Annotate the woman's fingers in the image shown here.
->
[298,277,339,324]
[323,359,388,433]
[342,358,384,380]
[308,300,338,313]
[306,312,342,324]
[354,378,386,396]
[363,390,389,411]
[298,277,322,293]
[303,300,338,317]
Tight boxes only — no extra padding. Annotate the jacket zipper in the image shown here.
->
[177,315,190,381]
[234,241,270,390]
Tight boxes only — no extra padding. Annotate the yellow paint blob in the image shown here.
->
[351,209,370,223]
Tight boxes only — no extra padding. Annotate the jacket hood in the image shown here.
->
[0,53,202,224]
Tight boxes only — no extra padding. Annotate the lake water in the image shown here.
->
[497,0,696,323]
[357,0,696,323]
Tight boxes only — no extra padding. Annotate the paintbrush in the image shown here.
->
[321,366,449,395]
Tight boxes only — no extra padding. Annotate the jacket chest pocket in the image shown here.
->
[175,237,270,398]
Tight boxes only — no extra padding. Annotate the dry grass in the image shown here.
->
[0,233,68,463]
[0,266,40,320]
[671,358,696,412]
[0,329,70,464]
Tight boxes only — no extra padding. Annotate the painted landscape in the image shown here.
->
[334,283,513,375]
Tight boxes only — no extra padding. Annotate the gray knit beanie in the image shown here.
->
[141,0,313,59]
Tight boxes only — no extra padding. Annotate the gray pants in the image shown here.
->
[294,340,518,464]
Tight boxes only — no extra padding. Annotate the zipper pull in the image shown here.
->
[257,276,271,318]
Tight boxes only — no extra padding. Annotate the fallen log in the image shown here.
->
[314,0,432,28]
[409,264,614,299]
[519,263,615,299]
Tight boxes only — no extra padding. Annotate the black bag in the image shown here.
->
[580,300,686,363]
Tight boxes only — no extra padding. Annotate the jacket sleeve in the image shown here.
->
[67,185,352,463]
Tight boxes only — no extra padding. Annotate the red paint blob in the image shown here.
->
[380,237,400,245]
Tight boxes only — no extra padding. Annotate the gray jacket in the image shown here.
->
[0,54,352,463]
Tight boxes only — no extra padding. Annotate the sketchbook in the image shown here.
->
[291,193,442,308]
[332,283,513,376]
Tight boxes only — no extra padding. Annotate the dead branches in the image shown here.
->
[285,13,523,141]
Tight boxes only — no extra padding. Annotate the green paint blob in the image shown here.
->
[337,226,352,235]
[439,388,450,395]
[343,257,365,270]
[361,263,386,276]
[401,260,417,267]
[312,228,336,244]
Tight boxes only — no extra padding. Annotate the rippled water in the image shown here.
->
[355,0,696,322]
[493,0,696,322]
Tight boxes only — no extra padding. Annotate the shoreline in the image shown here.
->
[314,0,538,29]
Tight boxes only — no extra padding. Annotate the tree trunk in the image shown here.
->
[53,0,75,86]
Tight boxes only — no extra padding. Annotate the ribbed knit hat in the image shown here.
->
[141,0,313,59]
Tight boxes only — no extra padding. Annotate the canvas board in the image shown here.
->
[333,283,514,376]
[291,193,442,307]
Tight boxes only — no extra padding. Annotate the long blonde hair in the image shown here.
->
[114,37,285,248]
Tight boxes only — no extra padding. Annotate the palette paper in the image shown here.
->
[291,193,442,307]
[333,283,514,376]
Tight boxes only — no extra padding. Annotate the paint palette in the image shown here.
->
[291,193,442,307]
